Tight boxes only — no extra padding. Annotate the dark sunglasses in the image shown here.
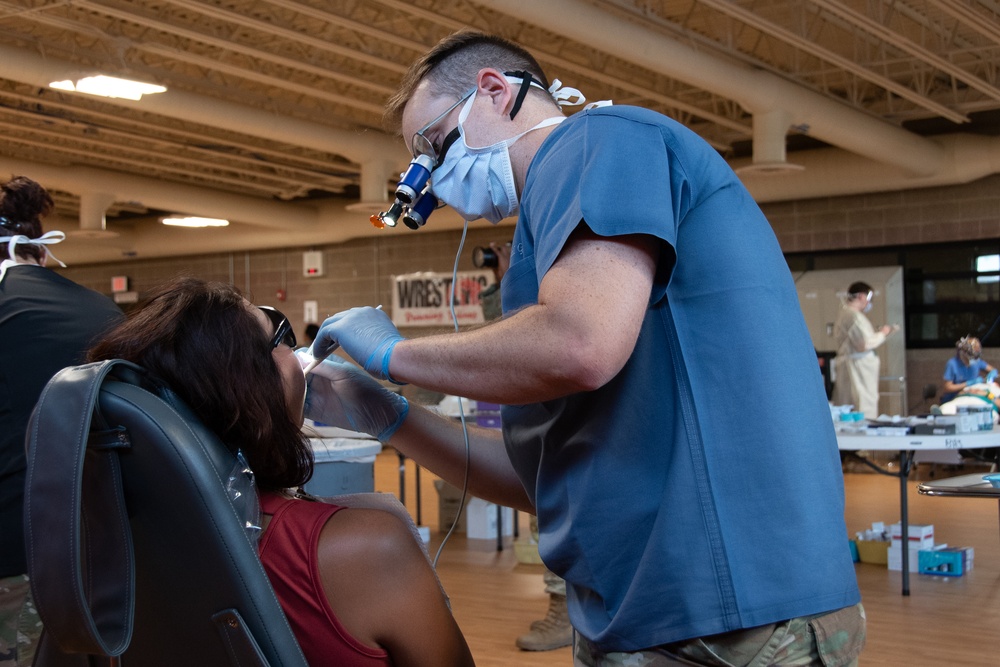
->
[258,306,296,350]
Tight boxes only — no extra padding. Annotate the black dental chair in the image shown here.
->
[24,360,307,667]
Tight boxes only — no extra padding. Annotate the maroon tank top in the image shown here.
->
[258,492,391,666]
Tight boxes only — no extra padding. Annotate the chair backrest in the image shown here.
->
[24,360,308,667]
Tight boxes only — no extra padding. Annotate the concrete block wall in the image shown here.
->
[759,173,1000,413]
[762,173,1000,254]
[60,173,1000,415]
[61,223,514,346]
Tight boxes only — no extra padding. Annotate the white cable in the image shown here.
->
[433,219,473,569]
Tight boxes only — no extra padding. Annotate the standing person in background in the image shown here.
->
[833,281,900,418]
[941,335,995,403]
[307,31,864,665]
[0,176,123,667]
[478,240,571,652]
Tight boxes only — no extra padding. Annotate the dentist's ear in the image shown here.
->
[475,68,514,115]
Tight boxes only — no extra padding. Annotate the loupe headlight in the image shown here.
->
[371,200,404,229]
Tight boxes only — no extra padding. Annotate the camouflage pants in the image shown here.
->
[0,574,40,667]
[574,602,865,667]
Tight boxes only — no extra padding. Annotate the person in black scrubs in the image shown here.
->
[0,176,122,667]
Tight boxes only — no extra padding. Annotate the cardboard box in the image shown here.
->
[433,480,514,540]
[514,539,543,565]
[434,479,466,533]
[855,540,889,564]
[919,547,974,576]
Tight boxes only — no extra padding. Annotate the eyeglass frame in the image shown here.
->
[258,306,296,350]
[410,86,476,163]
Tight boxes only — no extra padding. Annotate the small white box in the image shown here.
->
[889,523,934,549]
[887,544,922,572]
[465,497,514,540]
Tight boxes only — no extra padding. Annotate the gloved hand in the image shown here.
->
[297,350,408,443]
[311,307,405,383]
[987,369,998,384]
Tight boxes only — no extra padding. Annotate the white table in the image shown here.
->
[837,430,1000,595]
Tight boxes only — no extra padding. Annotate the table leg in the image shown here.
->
[497,504,503,552]
[899,451,915,595]
[900,451,911,596]
[845,450,915,596]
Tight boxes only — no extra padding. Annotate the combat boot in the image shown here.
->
[516,593,572,651]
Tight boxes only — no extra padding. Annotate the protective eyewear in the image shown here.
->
[258,306,296,350]
[410,87,475,164]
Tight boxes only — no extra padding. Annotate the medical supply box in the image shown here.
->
[475,401,502,429]
[918,547,974,576]
[887,523,934,572]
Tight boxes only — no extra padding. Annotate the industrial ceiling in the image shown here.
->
[0,0,999,263]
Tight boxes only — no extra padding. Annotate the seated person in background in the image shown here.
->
[87,277,475,667]
[941,336,995,403]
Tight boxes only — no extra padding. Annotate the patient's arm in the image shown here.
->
[959,381,1000,410]
[317,507,476,667]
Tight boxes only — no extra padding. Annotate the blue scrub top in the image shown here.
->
[942,356,989,402]
[500,106,860,651]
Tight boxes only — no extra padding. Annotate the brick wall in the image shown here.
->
[60,174,1000,414]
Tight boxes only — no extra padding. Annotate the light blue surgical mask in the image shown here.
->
[430,91,564,224]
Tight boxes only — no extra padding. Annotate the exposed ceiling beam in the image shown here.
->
[697,0,968,122]
[473,0,946,176]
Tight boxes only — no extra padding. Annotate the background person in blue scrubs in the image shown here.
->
[306,30,865,666]
[941,335,995,403]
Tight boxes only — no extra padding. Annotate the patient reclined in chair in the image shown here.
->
[24,277,473,667]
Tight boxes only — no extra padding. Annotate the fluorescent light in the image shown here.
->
[50,75,166,101]
[161,216,229,228]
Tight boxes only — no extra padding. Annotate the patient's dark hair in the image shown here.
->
[0,175,54,264]
[88,276,312,490]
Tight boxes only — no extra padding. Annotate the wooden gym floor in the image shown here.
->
[372,450,1000,666]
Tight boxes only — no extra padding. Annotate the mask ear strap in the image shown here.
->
[504,70,542,120]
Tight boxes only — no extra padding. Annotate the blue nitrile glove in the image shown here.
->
[988,369,998,384]
[297,351,409,443]
[311,306,405,383]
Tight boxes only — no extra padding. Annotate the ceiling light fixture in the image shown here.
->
[161,216,230,228]
[50,75,167,101]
